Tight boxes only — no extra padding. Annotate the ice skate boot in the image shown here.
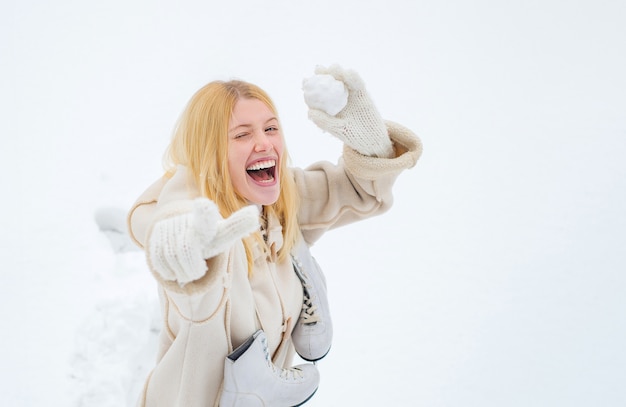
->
[220,330,319,407]
[291,240,333,362]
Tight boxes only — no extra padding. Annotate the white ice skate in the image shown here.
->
[291,240,333,362]
[220,330,319,407]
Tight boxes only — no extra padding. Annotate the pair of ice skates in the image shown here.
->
[220,240,332,406]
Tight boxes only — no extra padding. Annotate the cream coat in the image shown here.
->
[127,121,422,406]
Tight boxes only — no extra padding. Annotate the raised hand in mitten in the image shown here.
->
[147,198,259,285]
[303,64,394,158]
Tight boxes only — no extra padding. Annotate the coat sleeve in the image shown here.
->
[127,176,167,249]
[296,120,422,244]
[126,168,230,312]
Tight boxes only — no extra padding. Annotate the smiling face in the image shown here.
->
[227,97,284,205]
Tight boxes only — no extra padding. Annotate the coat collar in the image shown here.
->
[257,210,284,263]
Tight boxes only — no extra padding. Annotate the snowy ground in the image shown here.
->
[2,0,626,406]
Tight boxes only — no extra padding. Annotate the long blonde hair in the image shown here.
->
[163,80,300,272]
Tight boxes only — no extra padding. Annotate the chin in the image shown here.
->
[241,185,279,206]
[255,192,280,206]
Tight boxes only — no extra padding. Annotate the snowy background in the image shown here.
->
[2,0,626,406]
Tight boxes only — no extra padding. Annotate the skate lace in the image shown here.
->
[300,287,320,325]
[261,335,305,380]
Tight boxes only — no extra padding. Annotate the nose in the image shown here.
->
[253,131,272,152]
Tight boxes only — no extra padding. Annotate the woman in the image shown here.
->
[127,65,422,406]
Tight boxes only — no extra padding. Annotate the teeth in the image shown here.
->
[247,159,276,171]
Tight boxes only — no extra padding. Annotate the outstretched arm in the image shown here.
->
[298,65,422,243]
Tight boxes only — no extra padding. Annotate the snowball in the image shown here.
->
[302,74,349,116]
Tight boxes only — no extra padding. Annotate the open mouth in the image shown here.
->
[246,159,277,183]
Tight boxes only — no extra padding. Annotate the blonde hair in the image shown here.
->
[163,80,300,272]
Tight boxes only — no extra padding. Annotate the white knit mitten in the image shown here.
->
[303,65,394,158]
[147,198,259,285]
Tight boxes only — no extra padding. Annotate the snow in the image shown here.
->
[2,0,626,406]
[302,74,349,116]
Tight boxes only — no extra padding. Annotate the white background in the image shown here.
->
[2,0,626,406]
